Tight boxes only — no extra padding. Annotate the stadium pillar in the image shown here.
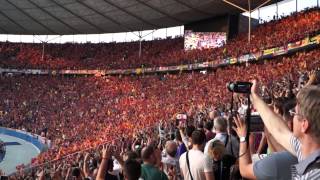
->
[248,0,251,43]
[139,39,142,58]
[138,31,142,58]
[41,42,45,61]
[223,0,271,44]
[258,8,260,23]
[276,1,279,19]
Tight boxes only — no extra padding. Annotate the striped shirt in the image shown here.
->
[290,136,320,180]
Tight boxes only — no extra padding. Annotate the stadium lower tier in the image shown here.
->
[0,47,319,168]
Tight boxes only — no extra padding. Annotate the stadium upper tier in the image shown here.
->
[0,0,279,35]
[0,8,319,70]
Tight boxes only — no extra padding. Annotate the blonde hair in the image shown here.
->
[297,85,320,143]
[208,140,226,159]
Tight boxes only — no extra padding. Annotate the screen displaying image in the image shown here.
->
[184,30,226,50]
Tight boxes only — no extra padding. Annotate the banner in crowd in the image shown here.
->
[238,54,250,63]
[301,37,310,47]
[135,68,143,74]
[288,40,303,50]
[310,34,320,44]
[197,62,209,68]
[263,48,276,56]
[273,46,288,56]
[252,51,263,60]
[229,58,237,64]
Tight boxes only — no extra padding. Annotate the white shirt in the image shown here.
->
[204,132,228,155]
[162,155,182,180]
[179,149,213,180]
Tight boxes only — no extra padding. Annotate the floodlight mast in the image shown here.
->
[134,29,156,59]
[33,34,62,61]
[223,0,271,43]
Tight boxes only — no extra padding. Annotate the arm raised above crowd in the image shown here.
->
[250,80,294,155]
[96,145,113,180]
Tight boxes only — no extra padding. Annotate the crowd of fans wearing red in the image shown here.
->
[0,8,319,70]
[1,47,319,179]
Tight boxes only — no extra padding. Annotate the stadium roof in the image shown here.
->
[0,0,278,35]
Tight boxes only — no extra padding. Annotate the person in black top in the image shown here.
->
[207,140,236,180]
[104,159,118,180]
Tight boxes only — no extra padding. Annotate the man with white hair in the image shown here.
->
[204,117,239,157]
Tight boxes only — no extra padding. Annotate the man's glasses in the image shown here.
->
[289,108,303,117]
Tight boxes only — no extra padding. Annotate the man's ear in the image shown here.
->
[300,118,309,133]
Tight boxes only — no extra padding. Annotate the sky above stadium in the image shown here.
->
[0,0,318,44]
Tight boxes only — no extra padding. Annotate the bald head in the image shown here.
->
[165,141,177,157]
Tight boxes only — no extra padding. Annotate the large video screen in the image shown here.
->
[184,30,226,50]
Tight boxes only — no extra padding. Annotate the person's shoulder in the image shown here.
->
[162,156,178,165]
[179,151,187,162]
[290,135,302,160]
[259,151,297,166]
[253,151,298,180]
[160,170,169,180]
[141,163,152,170]
[222,154,236,164]
[180,151,187,157]
[190,149,205,156]
[274,151,297,159]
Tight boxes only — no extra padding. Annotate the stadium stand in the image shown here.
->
[0,8,319,70]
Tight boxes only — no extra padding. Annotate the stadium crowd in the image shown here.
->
[0,46,319,179]
[0,8,319,70]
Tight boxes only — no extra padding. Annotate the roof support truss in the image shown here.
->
[134,0,184,23]
[4,0,57,34]
[101,0,160,29]
[26,0,81,34]
[76,0,136,33]
[49,0,105,33]
[172,0,214,16]
[0,26,8,34]
[0,9,30,34]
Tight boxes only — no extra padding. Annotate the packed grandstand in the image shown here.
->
[0,2,320,180]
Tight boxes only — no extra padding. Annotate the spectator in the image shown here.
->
[179,130,214,180]
[96,145,113,180]
[250,81,320,179]
[207,140,236,180]
[233,108,298,180]
[122,159,141,180]
[204,117,239,157]
[141,145,168,180]
[179,125,196,150]
[175,129,187,158]
[161,140,181,180]
[204,121,215,142]
[204,117,228,154]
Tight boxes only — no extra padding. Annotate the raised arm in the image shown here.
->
[96,145,112,180]
[250,80,294,155]
[83,153,91,178]
[233,115,256,179]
